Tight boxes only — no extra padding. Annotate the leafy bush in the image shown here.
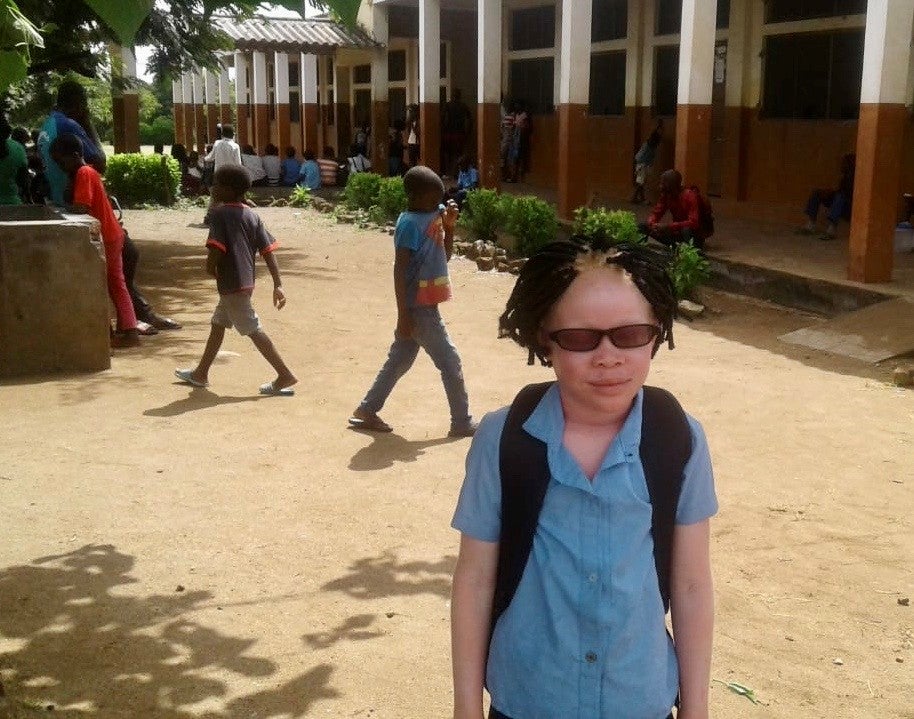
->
[669,242,711,300]
[377,176,408,220]
[458,189,509,243]
[288,185,311,208]
[104,153,180,207]
[572,207,643,245]
[139,116,174,146]
[505,195,558,257]
[343,172,382,210]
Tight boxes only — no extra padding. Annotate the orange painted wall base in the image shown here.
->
[253,105,270,154]
[206,104,219,146]
[370,101,390,174]
[674,104,712,190]
[848,103,908,283]
[303,104,319,154]
[419,103,441,173]
[194,105,207,155]
[477,103,501,190]
[236,105,250,147]
[276,104,291,156]
[219,104,233,126]
[557,104,589,219]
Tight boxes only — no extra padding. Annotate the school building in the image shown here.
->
[162,0,914,284]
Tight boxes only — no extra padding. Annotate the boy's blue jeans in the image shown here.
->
[805,188,850,225]
[359,305,472,431]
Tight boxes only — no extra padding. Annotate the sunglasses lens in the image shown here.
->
[610,324,658,348]
[551,329,602,352]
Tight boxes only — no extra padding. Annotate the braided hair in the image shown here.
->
[498,236,677,365]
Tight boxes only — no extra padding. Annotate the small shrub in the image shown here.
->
[506,195,558,257]
[572,207,643,245]
[458,188,509,242]
[366,204,388,226]
[105,153,180,207]
[343,172,382,210]
[139,116,174,146]
[669,242,711,300]
[288,185,311,208]
[377,176,408,220]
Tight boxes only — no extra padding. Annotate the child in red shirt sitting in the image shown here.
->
[50,133,139,348]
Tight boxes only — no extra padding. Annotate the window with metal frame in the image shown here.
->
[589,51,626,116]
[766,0,866,23]
[656,0,681,35]
[592,0,627,42]
[509,57,555,115]
[762,29,864,120]
[510,5,556,51]
[388,50,407,82]
[654,44,679,116]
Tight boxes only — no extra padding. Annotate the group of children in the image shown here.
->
[51,112,715,713]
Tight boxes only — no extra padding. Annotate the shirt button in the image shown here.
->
[588,573,598,583]
[585,651,597,663]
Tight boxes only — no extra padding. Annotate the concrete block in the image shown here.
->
[0,208,110,377]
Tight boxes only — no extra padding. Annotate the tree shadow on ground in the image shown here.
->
[347,432,461,471]
[144,387,266,417]
[321,552,456,601]
[302,614,384,650]
[0,545,339,717]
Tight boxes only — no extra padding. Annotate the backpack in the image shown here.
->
[492,382,692,634]
[689,185,715,238]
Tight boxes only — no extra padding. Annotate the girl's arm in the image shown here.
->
[451,534,499,719]
[670,519,714,719]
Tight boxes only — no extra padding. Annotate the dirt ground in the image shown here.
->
[1,207,912,719]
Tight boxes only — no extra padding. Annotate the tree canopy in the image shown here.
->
[0,0,362,92]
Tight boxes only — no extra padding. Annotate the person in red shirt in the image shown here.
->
[641,170,708,250]
[50,133,139,348]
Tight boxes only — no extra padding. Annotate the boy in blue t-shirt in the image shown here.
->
[349,165,475,437]
[451,240,716,719]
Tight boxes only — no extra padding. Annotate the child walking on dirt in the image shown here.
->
[451,239,717,719]
[174,165,297,396]
[50,133,139,348]
[348,165,475,437]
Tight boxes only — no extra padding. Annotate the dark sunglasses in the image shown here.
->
[548,324,660,352]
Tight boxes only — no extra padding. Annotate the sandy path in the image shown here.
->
[0,207,911,718]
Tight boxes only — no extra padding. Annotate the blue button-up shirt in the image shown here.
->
[452,385,717,719]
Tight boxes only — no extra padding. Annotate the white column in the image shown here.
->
[252,50,268,105]
[624,0,644,108]
[371,3,389,102]
[724,0,750,108]
[677,0,718,106]
[192,72,205,107]
[419,0,440,104]
[477,0,501,105]
[204,70,219,104]
[181,71,194,106]
[121,46,137,82]
[172,79,182,105]
[301,53,318,105]
[219,66,232,105]
[234,50,249,104]
[558,0,592,105]
[859,0,914,105]
[274,52,290,105]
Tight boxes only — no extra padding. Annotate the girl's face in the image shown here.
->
[540,266,657,424]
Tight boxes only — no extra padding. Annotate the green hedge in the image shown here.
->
[505,195,558,257]
[459,189,508,243]
[377,176,408,219]
[343,172,382,210]
[104,153,180,207]
[572,207,643,245]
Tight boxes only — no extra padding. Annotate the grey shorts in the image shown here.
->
[211,292,261,336]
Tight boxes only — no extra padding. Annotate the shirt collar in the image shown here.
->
[523,383,644,461]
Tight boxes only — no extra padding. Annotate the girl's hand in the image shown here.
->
[443,200,459,231]
[273,286,286,309]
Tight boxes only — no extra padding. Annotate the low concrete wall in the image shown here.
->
[0,209,111,377]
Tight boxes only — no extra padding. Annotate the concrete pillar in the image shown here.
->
[275,52,291,153]
[556,0,591,218]
[192,71,207,154]
[674,0,718,190]
[219,66,233,126]
[252,50,270,152]
[235,51,251,146]
[112,46,140,153]
[334,62,352,158]
[371,3,390,174]
[172,78,185,150]
[848,0,914,283]
[477,0,502,189]
[181,72,195,150]
[721,0,750,200]
[418,0,441,172]
[301,53,319,153]
[204,69,220,146]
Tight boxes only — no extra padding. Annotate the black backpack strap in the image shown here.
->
[640,386,692,613]
[492,381,554,632]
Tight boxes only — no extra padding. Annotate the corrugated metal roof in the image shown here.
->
[214,16,379,54]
